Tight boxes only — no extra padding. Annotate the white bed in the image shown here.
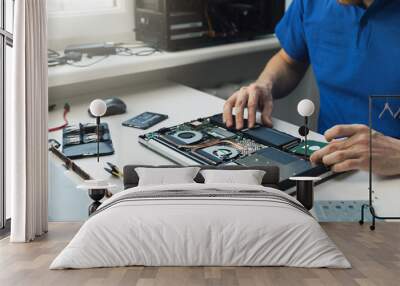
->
[50,183,350,269]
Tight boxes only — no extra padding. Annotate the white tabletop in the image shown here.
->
[48,81,400,217]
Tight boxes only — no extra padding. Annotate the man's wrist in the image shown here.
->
[256,71,280,98]
[255,78,274,95]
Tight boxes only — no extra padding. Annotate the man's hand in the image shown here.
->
[310,124,400,176]
[223,82,274,130]
[222,49,309,130]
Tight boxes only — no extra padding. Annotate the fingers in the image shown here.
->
[247,89,259,129]
[235,88,249,130]
[223,83,274,130]
[309,124,376,173]
[331,159,364,173]
[320,149,359,166]
[310,141,341,164]
[312,133,368,164]
[261,98,273,127]
[324,124,369,142]
[223,88,248,130]
[311,124,370,163]
[223,97,235,128]
[310,144,364,173]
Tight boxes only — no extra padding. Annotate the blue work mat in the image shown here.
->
[314,201,373,222]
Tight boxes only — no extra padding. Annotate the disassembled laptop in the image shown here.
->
[140,114,331,190]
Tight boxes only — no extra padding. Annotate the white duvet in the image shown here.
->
[50,183,351,269]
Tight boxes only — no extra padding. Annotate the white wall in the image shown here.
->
[48,0,292,50]
[47,0,135,50]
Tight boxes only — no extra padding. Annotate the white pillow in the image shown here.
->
[136,167,201,186]
[200,169,266,185]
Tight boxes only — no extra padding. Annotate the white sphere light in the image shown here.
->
[90,99,107,117]
[297,99,315,117]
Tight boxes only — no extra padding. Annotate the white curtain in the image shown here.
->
[8,0,48,242]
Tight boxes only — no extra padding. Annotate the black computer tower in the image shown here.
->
[135,0,285,51]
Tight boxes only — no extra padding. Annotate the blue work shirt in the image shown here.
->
[275,0,400,138]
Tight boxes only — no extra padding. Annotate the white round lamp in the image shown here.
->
[297,99,315,159]
[90,99,107,162]
[90,99,107,117]
[297,99,315,117]
[293,100,318,210]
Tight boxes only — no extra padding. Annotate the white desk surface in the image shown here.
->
[48,37,279,88]
[49,81,400,217]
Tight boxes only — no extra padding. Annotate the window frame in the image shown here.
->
[0,0,13,233]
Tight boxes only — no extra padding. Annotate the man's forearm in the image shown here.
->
[256,49,309,99]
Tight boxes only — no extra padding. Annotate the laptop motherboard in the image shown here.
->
[139,114,331,190]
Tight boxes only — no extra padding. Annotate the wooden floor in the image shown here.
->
[0,222,399,286]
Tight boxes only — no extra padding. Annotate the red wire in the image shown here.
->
[49,106,69,133]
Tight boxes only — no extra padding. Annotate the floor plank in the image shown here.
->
[0,222,399,286]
